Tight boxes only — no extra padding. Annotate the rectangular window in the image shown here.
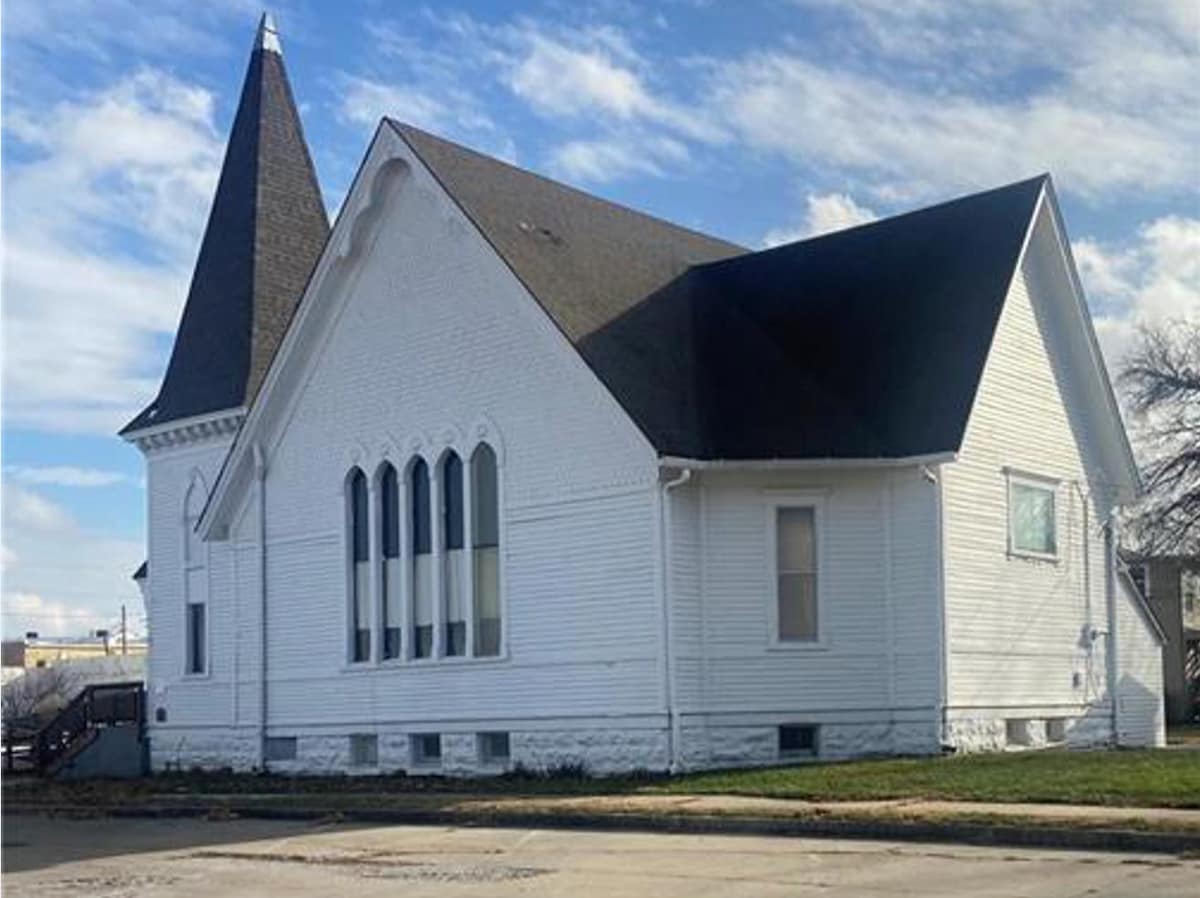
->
[778,724,817,756]
[349,733,378,767]
[776,507,817,641]
[382,467,401,660]
[479,731,510,764]
[264,736,297,761]
[350,471,371,662]
[412,733,441,766]
[472,446,501,657]
[1008,475,1057,557]
[185,602,206,674]
[412,463,433,659]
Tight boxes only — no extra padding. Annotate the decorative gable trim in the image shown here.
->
[123,408,244,453]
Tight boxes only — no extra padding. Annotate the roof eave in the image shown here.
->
[658,451,958,471]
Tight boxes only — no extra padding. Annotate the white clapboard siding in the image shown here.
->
[941,200,1119,717]
[676,467,940,722]
[209,133,664,734]
[1116,576,1166,747]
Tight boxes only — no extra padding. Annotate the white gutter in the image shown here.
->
[253,443,270,769]
[659,466,692,773]
[659,452,956,472]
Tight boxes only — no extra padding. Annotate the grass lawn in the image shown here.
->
[659,749,1200,808]
[5,749,1198,810]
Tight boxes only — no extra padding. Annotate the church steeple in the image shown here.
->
[122,13,329,434]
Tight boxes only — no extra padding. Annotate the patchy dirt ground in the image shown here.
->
[4,813,1200,897]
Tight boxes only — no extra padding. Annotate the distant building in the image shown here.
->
[18,635,147,670]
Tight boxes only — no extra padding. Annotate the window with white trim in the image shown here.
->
[442,453,467,657]
[1008,473,1057,558]
[410,459,433,659]
[775,506,818,642]
[380,464,401,660]
[183,478,208,675]
[471,444,501,657]
[348,469,371,662]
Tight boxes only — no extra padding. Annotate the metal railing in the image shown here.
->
[32,681,144,774]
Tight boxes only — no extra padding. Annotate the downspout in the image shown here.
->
[253,444,269,769]
[922,464,949,749]
[659,466,691,773]
[1105,509,1120,745]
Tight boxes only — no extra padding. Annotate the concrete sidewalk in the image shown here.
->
[7,790,1200,855]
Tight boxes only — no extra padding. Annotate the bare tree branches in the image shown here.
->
[1120,319,1200,555]
[1,667,79,726]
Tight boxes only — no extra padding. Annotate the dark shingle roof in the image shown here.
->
[393,120,1044,460]
[121,30,328,435]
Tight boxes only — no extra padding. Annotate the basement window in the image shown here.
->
[478,732,510,765]
[264,736,297,762]
[412,733,442,766]
[1045,718,1067,744]
[1005,719,1034,747]
[349,733,378,767]
[778,724,818,757]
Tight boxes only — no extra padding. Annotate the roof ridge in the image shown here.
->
[386,119,747,255]
[713,174,1049,266]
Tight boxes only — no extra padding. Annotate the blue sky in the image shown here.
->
[1,0,1197,638]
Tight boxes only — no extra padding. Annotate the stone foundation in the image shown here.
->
[945,709,1113,753]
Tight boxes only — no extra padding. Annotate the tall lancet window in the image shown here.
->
[348,469,371,663]
[411,460,433,659]
[183,477,208,675]
[442,453,467,657]
[380,464,401,660]
[471,444,501,657]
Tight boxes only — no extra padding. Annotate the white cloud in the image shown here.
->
[1,482,143,639]
[763,192,878,246]
[1076,216,1200,371]
[3,484,74,532]
[710,51,1194,204]
[2,68,223,434]
[3,466,133,488]
[549,135,690,184]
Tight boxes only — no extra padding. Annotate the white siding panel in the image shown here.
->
[1116,577,1166,747]
[941,201,1131,738]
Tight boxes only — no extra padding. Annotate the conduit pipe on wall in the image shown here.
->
[660,466,692,773]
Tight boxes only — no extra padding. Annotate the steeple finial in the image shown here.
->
[255,12,282,54]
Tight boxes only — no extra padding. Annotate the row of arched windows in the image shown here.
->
[347,444,500,664]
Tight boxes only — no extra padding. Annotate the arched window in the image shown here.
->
[471,444,500,656]
[349,468,370,663]
[183,477,207,675]
[442,452,466,656]
[410,459,433,659]
[380,464,401,660]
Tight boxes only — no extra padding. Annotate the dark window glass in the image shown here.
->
[411,460,431,555]
[471,444,498,548]
[779,724,817,754]
[443,453,464,550]
[186,603,206,674]
[381,465,399,558]
[350,469,368,562]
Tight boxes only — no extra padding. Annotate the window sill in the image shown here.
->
[1007,549,1060,564]
[767,641,830,653]
[180,671,211,681]
[342,652,511,673]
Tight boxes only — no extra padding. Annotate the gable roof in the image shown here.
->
[394,116,1046,461]
[121,16,329,435]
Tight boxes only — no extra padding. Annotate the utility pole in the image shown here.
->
[121,604,127,656]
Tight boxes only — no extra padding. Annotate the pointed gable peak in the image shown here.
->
[121,14,329,437]
[255,12,282,55]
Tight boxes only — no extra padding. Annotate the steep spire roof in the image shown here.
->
[122,13,328,435]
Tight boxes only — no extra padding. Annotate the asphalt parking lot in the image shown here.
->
[4,813,1198,897]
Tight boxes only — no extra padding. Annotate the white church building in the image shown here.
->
[124,17,1165,775]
